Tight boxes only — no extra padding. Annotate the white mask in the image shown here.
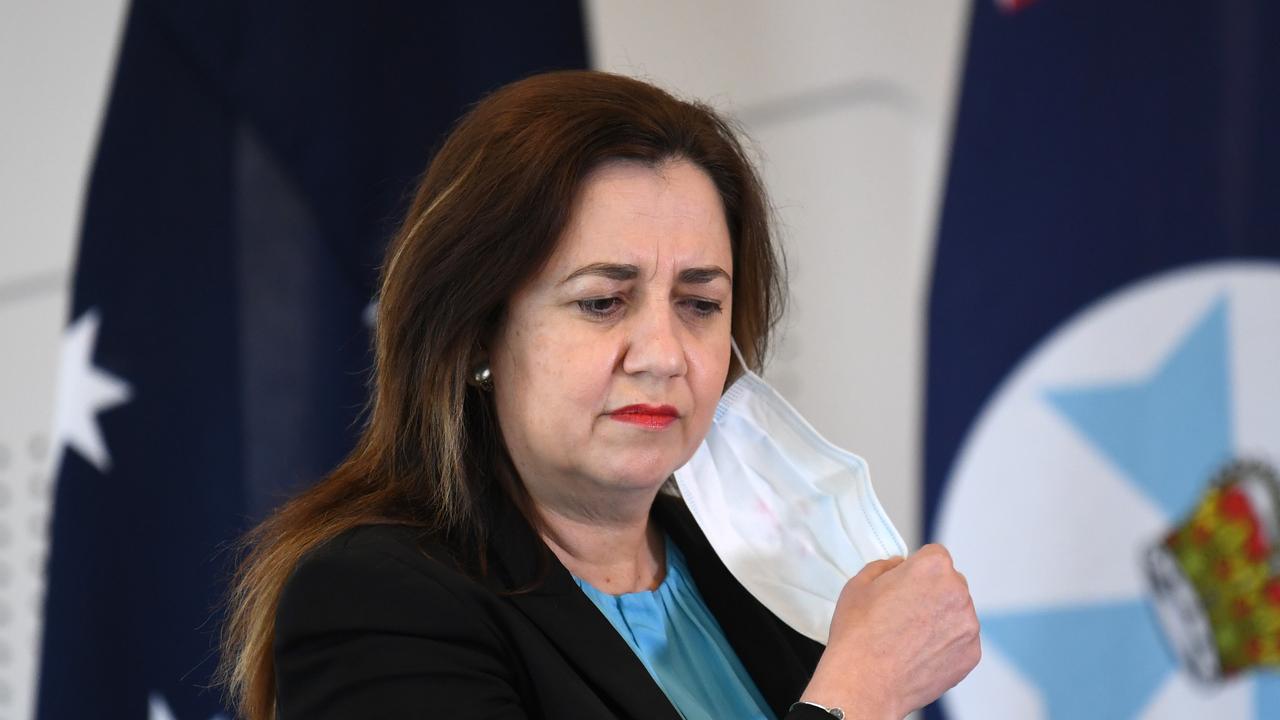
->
[673,343,907,644]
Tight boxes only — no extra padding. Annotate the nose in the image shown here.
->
[621,299,687,379]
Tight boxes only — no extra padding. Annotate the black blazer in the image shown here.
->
[274,493,833,719]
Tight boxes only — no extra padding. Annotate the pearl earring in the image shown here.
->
[470,362,493,391]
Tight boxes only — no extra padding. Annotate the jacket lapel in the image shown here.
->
[653,494,825,717]
[486,498,683,720]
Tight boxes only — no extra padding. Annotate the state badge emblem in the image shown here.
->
[1147,460,1280,682]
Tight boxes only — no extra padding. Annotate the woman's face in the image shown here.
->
[489,159,734,517]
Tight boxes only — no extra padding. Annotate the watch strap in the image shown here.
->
[789,700,846,719]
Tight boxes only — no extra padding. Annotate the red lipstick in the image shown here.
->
[608,404,679,429]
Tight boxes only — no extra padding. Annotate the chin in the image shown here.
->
[587,435,701,491]
[600,457,683,492]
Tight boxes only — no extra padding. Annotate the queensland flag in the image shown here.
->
[37,2,586,717]
[926,1,1280,719]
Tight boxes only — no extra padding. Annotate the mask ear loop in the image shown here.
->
[729,336,750,376]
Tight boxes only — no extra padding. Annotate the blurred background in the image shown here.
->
[3,1,1278,718]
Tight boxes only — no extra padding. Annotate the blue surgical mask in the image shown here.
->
[673,341,907,643]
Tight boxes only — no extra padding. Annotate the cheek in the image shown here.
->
[515,327,611,425]
[690,378,722,434]
[686,344,732,437]
[561,345,618,424]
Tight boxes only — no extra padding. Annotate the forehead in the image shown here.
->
[544,158,732,276]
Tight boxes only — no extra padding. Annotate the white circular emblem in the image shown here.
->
[937,260,1280,719]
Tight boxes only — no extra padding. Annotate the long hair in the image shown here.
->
[218,70,786,720]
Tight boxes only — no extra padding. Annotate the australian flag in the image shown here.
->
[37,2,586,717]
[926,1,1280,719]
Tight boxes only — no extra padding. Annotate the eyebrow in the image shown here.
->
[561,263,639,283]
[560,262,732,285]
[678,266,732,285]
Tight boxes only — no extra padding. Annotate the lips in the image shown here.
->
[608,404,679,429]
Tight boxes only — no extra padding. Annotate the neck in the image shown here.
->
[532,492,666,595]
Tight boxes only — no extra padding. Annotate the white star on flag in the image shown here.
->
[148,694,176,720]
[148,693,228,720]
[52,308,132,474]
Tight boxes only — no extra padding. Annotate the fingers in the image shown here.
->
[902,545,975,617]
[851,556,905,585]
[906,544,958,580]
[915,543,954,566]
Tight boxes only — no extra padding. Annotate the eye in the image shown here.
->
[681,298,723,318]
[577,297,623,318]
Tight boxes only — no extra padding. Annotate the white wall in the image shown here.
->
[586,0,972,550]
[0,2,969,717]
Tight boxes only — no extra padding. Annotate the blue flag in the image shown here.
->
[926,1,1280,718]
[37,2,586,717]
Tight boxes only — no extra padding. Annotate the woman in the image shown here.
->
[219,70,979,720]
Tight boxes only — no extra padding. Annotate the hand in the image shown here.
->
[799,544,981,720]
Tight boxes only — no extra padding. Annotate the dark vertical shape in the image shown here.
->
[37,1,587,717]
[1217,0,1258,253]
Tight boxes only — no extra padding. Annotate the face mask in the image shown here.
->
[672,342,908,644]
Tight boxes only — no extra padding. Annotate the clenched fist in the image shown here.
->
[799,544,981,720]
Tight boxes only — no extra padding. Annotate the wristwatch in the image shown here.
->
[789,700,846,718]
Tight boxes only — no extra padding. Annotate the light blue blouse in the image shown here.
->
[572,539,777,720]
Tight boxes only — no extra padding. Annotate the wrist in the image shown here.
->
[790,700,845,718]
[801,674,897,720]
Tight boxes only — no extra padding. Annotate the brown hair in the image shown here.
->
[218,69,785,719]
